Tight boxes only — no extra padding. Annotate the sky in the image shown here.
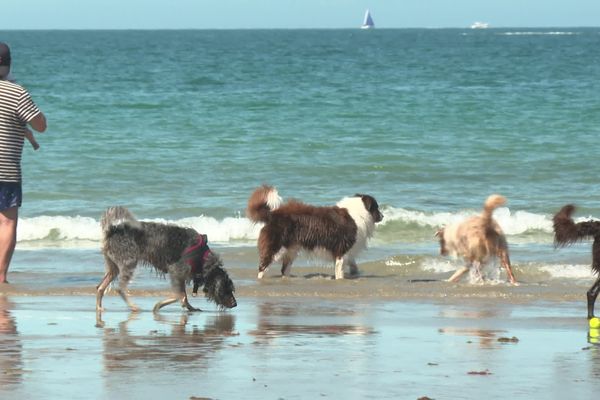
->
[1,0,599,30]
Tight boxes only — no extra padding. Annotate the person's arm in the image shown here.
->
[29,112,46,132]
[24,128,39,150]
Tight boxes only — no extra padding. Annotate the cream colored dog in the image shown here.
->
[435,195,518,285]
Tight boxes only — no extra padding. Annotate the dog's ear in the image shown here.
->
[358,194,383,222]
[356,194,375,211]
[434,229,443,238]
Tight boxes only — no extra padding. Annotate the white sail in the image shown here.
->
[361,9,375,29]
[470,22,489,29]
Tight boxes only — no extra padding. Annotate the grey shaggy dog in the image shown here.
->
[96,206,237,313]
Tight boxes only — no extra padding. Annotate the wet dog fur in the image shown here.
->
[553,204,600,319]
[435,194,518,285]
[96,206,237,313]
[246,185,383,279]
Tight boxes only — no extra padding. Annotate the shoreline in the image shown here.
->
[0,264,594,304]
[1,294,599,399]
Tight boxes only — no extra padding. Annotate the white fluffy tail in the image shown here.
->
[246,185,282,223]
[100,206,139,233]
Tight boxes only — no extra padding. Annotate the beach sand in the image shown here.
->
[1,268,600,400]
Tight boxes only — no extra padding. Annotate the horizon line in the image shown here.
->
[1,25,599,31]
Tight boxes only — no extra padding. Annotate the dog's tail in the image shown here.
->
[246,185,282,223]
[553,204,600,247]
[481,194,506,224]
[100,206,141,234]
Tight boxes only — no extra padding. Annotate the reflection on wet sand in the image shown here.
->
[249,302,374,342]
[586,335,600,378]
[0,295,22,386]
[438,327,507,349]
[437,309,513,349]
[98,312,237,371]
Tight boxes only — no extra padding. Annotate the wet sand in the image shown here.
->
[1,275,600,400]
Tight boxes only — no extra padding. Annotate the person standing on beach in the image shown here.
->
[0,42,47,284]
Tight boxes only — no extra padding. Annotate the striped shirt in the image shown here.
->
[0,79,41,182]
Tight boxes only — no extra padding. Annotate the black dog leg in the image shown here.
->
[587,276,600,319]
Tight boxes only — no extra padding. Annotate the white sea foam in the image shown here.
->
[501,31,579,36]
[17,215,262,247]
[380,206,552,234]
[380,206,597,236]
[538,264,595,280]
[19,216,100,242]
[15,208,598,250]
[389,256,595,282]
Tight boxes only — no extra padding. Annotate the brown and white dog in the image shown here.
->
[246,185,383,279]
[435,194,518,285]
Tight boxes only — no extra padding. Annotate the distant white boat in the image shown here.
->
[361,9,375,29]
[470,22,489,29]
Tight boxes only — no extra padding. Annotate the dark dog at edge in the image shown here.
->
[553,204,600,319]
[96,206,237,313]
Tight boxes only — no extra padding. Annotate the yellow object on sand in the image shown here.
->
[590,317,600,329]
[589,328,600,344]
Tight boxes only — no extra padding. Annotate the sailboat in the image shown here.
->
[361,9,375,29]
[470,22,489,29]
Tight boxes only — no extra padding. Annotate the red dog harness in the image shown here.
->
[182,234,211,295]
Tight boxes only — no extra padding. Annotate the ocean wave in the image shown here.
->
[384,255,596,282]
[379,206,552,236]
[19,216,100,242]
[17,215,261,247]
[500,31,579,36]
[15,208,597,249]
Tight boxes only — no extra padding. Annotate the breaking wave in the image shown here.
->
[18,206,597,248]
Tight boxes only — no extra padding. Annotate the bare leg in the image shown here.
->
[0,207,18,284]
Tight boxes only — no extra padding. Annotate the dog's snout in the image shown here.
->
[229,297,237,308]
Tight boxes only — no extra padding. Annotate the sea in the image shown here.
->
[1,28,600,293]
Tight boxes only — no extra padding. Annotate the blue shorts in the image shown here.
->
[0,182,22,211]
